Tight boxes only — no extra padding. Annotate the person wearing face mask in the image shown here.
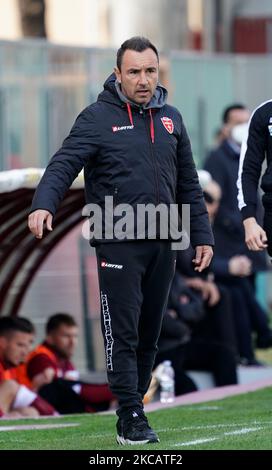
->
[204,105,261,264]
[237,99,272,258]
[204,104,272,363]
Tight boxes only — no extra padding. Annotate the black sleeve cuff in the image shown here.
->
[241,204,257,221]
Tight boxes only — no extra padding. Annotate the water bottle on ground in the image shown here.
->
[159,360,175,403]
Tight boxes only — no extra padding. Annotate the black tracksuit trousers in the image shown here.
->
[96,241,176,417]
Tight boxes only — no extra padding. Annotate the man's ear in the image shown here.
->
[222,123,231,139]
[0,336,7,350]
[114,67,121,83]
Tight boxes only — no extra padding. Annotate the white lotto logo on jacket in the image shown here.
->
[112,125,134,132]
[101,260,123,269]
[161,117,174,134]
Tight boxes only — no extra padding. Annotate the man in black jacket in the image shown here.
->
[28,37,213,445]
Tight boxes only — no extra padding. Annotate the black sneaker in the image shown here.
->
[116,410,159,445]
[239,357,266,367]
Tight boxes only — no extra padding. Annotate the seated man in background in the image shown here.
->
[0,316,56,417]
[25,313,115,414]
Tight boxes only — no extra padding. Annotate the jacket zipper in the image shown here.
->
[141,109,160,205]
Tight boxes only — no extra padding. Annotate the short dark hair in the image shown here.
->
[222,103,247,124]
[46,313,77,335]
[116,36,159,70]
[0,316,35,337]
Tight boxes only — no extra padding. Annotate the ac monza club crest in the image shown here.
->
[161,117,174,134]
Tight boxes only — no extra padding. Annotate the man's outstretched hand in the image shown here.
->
[192,245,213,272]
[28,209,53,239]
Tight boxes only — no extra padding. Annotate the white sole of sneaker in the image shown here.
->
[116,435,159,445]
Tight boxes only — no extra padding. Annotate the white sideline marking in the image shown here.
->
[158,419,272,433]
[178,437,218,446]
[195,406,221,410]
[172,426,264,447]
[180,405,222,411]
[81,432,113,439]
[0,423,79,432]
[224,427,263,436]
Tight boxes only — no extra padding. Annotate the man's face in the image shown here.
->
[0,331,34,367]
[206,198,220,221]
[22,332,35,361]
[114,48,159,105]
[204,182,221,222]
[224,108,250,139]
[47,324,78,359]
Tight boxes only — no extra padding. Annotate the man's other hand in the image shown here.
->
[243,217,268,251]
[28,210,53,239]
[192,245,213,272]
